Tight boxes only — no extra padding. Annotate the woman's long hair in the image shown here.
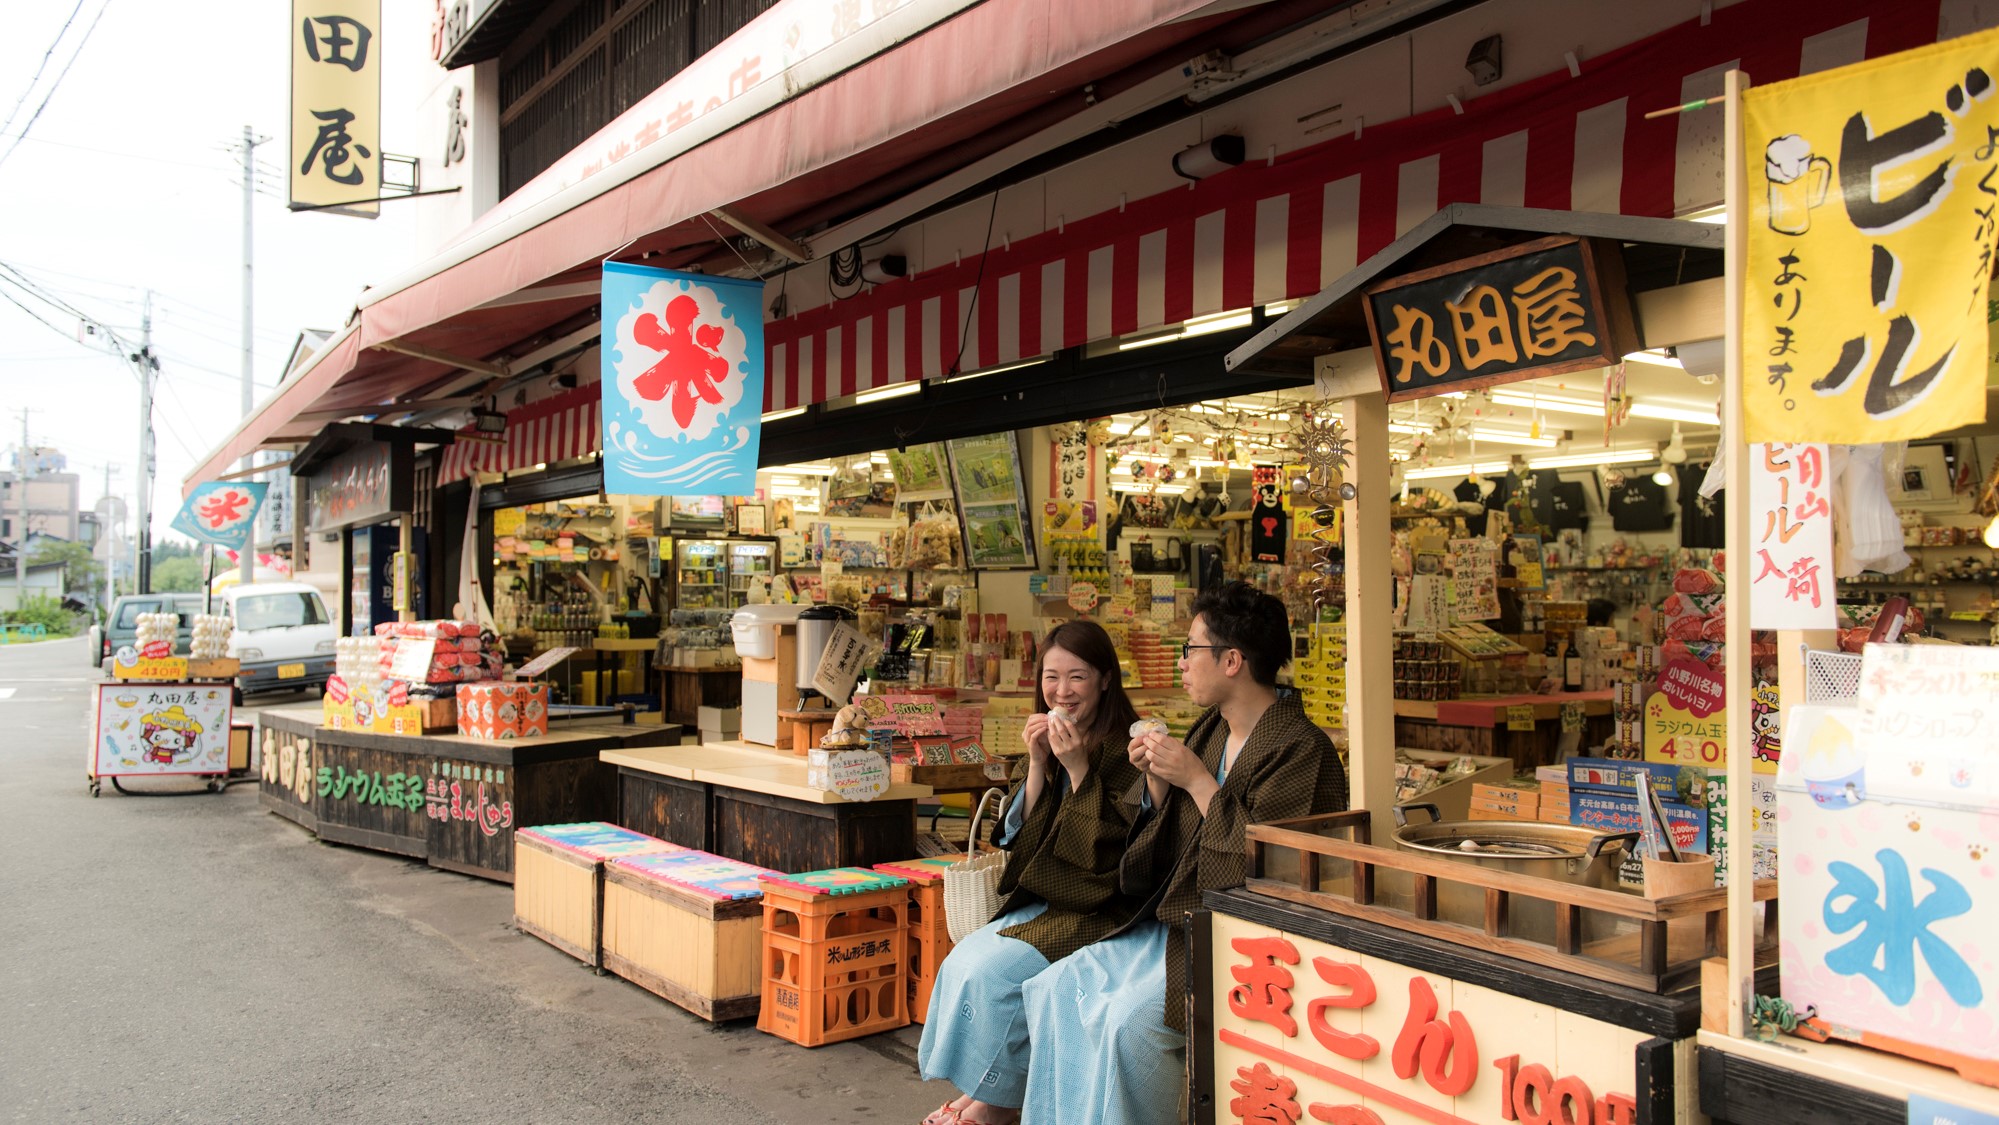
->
[1033,619,1142,750]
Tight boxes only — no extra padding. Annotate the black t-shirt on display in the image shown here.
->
[1679,463,1725,549]
[1609,475,1675,532]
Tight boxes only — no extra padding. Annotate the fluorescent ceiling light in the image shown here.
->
[1629,402,1719,425]
[1468,428,1558,448]
[769,486,822,498]
[1180,309,1254,337]
[1173,434,1196,443]
[769,475,802,487]
[1622,349,1683,370]
[1118,332,1179,352]
[1403,460,1509,481]
[1387,421,1432,436]
[760,406,806,422]
[770,463,837,476]
[949,357,1046,382]
[1109,481,1190,495]
[1686,205,1727,224]
[869,452,890,464]
[1527,448,1657,469]
[1490,391,1602,417]
[855,381,922,404]
[1262,300,1297,317]
[1189,458,1230,468]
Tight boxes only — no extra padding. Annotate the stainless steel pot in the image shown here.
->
[1391,802,1638,892]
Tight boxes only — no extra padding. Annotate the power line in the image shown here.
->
[0,0,115,175]
[0,130,236,175]
[0,0,88,138]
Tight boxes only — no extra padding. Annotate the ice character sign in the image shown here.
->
[600,262,764,496]
[170,481,269,550]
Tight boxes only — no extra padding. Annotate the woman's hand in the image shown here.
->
[1022,713,1053,766]
[1134,732,1220,814]
[1048,711,1091,791]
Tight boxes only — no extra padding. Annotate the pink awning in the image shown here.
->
[186,0,1235,492]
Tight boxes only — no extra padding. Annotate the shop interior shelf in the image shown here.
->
[1243,811,1779,995]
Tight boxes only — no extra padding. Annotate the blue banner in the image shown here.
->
[170,481,269,550]
[601,261,765,496]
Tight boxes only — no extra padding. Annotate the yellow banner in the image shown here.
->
[1741,31,1999,443]
[290,0,380,217]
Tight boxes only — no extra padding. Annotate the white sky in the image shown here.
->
[0,0,437,548]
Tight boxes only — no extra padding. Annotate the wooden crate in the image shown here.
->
[602,863,763,1021]
[187,657,241,680]
[1243,811,1779,994]
[514,832,606,967]
[889,760,1012,789]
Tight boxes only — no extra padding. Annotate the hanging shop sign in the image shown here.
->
[947,432,1038,570]
[1747,443,1834,629]
[1210,912,1647,1125]
[1741,29,1999,443]
[170,481,269,551]
[1362,236,1637,403]
[601,262,765,497]
[305,442,411,533]
[290,0,381,217]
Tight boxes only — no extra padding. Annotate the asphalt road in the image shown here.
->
[0,637,947,1124]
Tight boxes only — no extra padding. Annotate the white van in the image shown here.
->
[218,581,338,696]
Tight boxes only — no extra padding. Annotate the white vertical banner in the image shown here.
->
[1747,442,1835,628]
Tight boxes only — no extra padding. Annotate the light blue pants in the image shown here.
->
[917,901,1049,1109]
[1020,919,1186,1125]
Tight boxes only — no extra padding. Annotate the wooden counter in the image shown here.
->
[254,706,682,882]
[608,740,932,874]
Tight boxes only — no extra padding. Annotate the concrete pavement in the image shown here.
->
[0,637,950,1124]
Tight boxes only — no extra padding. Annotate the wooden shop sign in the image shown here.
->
[1362,236,1638,403]
[1212,912,1648,1125]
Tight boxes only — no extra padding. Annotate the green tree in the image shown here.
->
[26,540,103,600]
[0,594,75,637]
[151,555,206,593]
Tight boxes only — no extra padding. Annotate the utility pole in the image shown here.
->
[239,126,269,588]
[99,463,118,618]
[12,408,31,612]
[136,291,157,595]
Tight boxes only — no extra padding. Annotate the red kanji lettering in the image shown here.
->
[1228,935,1300,1037]
[1389,977,1478,1097]
[1229,1063,1302,1125]
[1307,1106,1385,1124]
[1305,957,1380,1060]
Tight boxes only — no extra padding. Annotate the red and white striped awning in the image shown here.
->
[763,0,1942,412]
[435,386,601,485]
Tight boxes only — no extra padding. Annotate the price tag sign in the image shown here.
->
[827,749,890,802]
[514,646,580,679]
[1560,702,1585,733]
[1505,704,1537,732]
[811,622,870,703]
[392,551,413,613]
[1067,581,1099,612]
[387,637,436,682]
[821,558,844,580]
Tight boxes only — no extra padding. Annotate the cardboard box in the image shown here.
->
[455,682,550,740]
[698,706,742,734]
[1469,793,1539,818]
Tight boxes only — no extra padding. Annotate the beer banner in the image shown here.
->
[1741,30,1999,443]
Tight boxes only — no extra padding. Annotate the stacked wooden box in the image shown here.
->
[602,850,776,1021]
[1468,780,1540,822]
[1535,764,1572,824]
[513,822,683,968]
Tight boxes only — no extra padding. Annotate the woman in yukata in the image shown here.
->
[917,619,1147,1125]
[1019,581,1351,1125]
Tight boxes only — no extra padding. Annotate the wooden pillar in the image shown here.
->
[1341,390,1398,840]
[1719,66,1755,1040]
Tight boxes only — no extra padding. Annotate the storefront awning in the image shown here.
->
[185,0,1245,494]
[1223,203,1725,379]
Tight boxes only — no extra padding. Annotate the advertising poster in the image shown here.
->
[964,503,1031,568]
[1741,30,1999,442]
[601,262,765,496]
[93,684,232,778]
[885,443,952,501]
[171,481,269,550]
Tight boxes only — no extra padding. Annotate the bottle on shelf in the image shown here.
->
[1563,635,1583,693]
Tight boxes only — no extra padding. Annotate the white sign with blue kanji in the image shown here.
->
[600,262,764,496]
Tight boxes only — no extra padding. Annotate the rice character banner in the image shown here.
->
[1740,29,1999,443]
[170,481,269,550]
[601,262,765,495]
[92,684,232,778]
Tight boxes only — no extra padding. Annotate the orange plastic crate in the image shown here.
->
[874,859,955,1025]
[756,877,910,1046]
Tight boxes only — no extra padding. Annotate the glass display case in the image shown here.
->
[727,541,775,606]
[676,539,729,610]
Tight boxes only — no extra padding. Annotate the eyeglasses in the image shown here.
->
[1180,642,1229,659]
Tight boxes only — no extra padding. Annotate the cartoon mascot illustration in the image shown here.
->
[139,705,204,766]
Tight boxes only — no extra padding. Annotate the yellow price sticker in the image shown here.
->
[1505,704,1537,732]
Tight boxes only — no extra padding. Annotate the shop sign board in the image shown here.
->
[170,480,269,551]
[1210,912,1647,1125]
[811,622,869,703]
[1741,29,1999,444]
[1747,443,1834,629]
[306,442,409,533]
[1362,236,1637,403]
[425,758,515,839]
[258,721,318,821]
[290,0,381,218]
[91,684,232,778]
[601,262,765,497]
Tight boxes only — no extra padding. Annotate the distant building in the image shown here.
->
[1,446,81,543]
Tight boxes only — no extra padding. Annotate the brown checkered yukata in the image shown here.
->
[992,735,1148,961]
[1119,693,1349,1031]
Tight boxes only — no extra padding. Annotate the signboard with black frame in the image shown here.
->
[1361,235,1639,403]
